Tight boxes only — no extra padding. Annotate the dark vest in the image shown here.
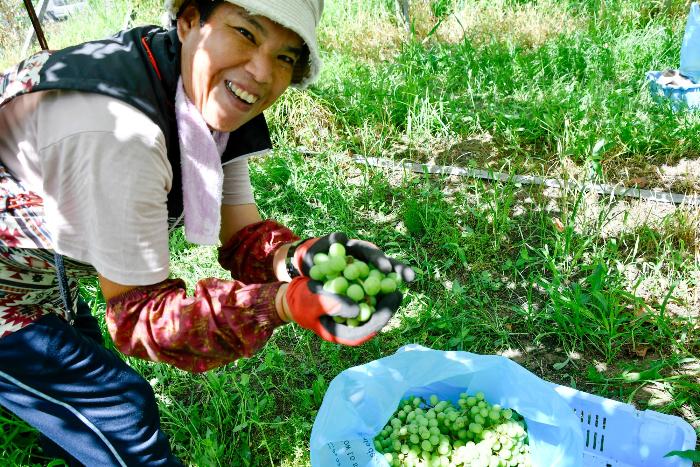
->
[0,25,272,219]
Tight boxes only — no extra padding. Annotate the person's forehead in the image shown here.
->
[220,3,304,45]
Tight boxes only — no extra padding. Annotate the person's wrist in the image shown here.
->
[284,239,306,279]
[273,243,294,282]
[275,283,291,323]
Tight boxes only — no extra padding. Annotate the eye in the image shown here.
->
[278,55,297,67]
[235,27,256,44]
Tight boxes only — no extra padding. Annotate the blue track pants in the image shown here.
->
[0,299,183,466]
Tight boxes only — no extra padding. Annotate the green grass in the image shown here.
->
[1,0,699,465]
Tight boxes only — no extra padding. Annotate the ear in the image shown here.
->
[176,3,201,42]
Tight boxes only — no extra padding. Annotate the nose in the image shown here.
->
[244,50,274,84]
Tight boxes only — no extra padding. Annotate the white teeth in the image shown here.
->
[226,81,258,104]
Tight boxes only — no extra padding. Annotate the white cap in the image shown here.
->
[165,0,323,88]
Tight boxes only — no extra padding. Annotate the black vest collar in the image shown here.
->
[26,25,272,218]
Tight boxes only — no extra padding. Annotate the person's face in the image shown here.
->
[177,3,304,132]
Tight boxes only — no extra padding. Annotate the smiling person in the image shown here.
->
[0,0,414,465]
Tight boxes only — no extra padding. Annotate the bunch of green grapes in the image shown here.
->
[310,243,402,326]
[373,392,532,467]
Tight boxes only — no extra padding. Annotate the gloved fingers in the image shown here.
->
[387,257,416,283]
[345,239,393,273]
[318,304,395,346]
[346,239,416,280]
[374,290,403,314]
[296,232,349,275]
[307,280,360,319]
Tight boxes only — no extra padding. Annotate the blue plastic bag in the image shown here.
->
[311,345,583,466]
[680,2,700,83]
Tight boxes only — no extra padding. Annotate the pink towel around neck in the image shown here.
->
[175,77,229,245]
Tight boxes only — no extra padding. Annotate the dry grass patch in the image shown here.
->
[320,0,582,62]
[267,88,338,152]
[319,6,405,62]
[413,0,583,48]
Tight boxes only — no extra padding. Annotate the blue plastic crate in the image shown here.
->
[646,70,700,111]
[552,384,697,466]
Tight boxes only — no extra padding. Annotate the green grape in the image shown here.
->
[374,394,531,466]
[358,303,372,321]
[469,422,483,434]
[332,316,345,324]
[346,284,365,302]
[309,265,325,281]
[381,277,398,294]
[369,268,384,279]
[343,263,360,280]
[363,276,382,296]
[316,262,332,277]
[327,276,349,295]
[355,260,370,278]
[328,242,346,258]
[503,409,513,420]
[346,318,360,327]
[313,253,329,264]
[327,255,346,273]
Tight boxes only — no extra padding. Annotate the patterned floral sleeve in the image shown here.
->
[105,278,285,373]
[218,219,299,283]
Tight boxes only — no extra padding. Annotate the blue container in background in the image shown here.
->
[311,345,697,467]
[646,70,700,111]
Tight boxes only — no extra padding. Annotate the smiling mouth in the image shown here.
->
[225,80,259,105]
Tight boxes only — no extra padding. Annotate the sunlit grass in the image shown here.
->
[0,0,698,465]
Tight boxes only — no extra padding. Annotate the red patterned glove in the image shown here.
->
[285,277,402,346]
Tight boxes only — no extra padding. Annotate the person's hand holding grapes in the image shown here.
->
[280,233,415,346]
